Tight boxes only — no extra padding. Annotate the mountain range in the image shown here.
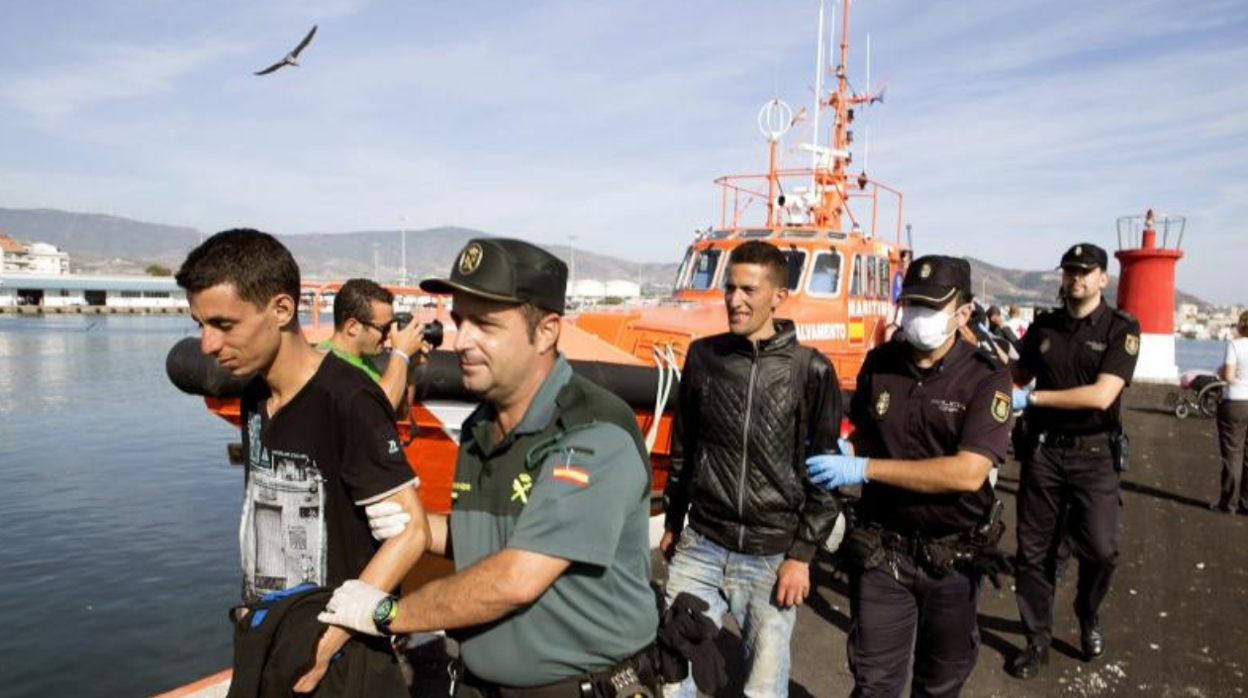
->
[0,206,1207,308]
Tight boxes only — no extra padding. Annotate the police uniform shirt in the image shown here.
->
[850,337,1013,537]
[449,356,658,687]
[1018,301,1140,435]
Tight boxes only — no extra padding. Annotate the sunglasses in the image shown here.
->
[358,319,392,339]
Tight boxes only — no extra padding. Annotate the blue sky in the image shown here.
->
[1,0,1246,303]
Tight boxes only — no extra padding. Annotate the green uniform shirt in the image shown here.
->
[450,356,657,687]
[317,340,383,382]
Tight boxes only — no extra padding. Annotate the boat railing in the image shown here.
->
[713,168,904,244]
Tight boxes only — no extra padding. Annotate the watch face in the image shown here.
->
[373,597,395,624]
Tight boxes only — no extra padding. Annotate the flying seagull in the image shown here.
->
[254,25,318,76]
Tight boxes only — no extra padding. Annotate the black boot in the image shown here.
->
[1080,617,1105,659]
[1006,642,1049,680]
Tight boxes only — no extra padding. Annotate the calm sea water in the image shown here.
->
[0,317,1229,697]
[0,315,239,698]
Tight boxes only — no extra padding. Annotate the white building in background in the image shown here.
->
[568,279,607,300]
[567,278,642,303]
[0,273,186,309]
[0,233,70,275]
[604,280,641,299]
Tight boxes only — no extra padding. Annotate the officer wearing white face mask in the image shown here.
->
[806,255,1014,697]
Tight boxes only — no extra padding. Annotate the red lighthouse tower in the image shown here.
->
[1114,209,1185,382]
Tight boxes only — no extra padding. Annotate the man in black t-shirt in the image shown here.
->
[807,256,1013,697]
[177,229,430,696]
[1006,243,1139,679]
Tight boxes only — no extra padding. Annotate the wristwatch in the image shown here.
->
[372,595,400,635]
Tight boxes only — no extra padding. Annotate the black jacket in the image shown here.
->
[663,319,842,562]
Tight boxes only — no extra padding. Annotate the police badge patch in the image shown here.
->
[992,391,1011,423]
[1125,334,1140,356]
[875,390,891,419]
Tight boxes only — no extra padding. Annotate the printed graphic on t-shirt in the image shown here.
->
[240,413,327,602]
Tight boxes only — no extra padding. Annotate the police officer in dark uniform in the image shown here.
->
[319,238,661,697]
[1007,243,1140,679]
[807,255,1014,697]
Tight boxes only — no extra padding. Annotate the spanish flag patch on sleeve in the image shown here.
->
[552,465,591,486]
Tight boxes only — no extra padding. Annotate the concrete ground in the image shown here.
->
[408,384,1248,697]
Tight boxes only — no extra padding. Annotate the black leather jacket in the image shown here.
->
[663,319,842,562]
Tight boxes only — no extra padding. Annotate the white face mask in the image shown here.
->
[900,305,954,351]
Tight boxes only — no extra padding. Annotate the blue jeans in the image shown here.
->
[663,527,796,698]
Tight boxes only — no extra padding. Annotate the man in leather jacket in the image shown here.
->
[660,240,841,698]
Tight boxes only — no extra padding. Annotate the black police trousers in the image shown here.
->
[1015,440,1120,646]
[848,553,981,698]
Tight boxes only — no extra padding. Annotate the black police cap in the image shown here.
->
[898,255,971,307]
[420,238,568,315]
[1059,243,1109,271]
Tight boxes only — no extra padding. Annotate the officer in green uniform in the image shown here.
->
[318,238,661,697]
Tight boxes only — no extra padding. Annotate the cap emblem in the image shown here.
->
[1074,245,1083,256]
[458,243,484,275]
[919,263,932,279]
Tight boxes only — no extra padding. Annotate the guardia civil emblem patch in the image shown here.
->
[459,242,484,275]
[1039,337,1051,354]
[1125,334,1139,356]
[875,390,891,419]
[992,391,1011,423]
[510,472,534,504]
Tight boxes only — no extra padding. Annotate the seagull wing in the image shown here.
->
[254,61,286,76]
[291,25,318,58]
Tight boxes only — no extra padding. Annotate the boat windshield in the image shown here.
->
[807,251,842,296]
[782,249,805,291]
[686,248,723,290]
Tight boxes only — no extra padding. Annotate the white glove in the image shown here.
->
[317,580,388,636]
[365,501,411,541]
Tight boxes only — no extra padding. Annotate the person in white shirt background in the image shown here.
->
[1212,310,1248,514]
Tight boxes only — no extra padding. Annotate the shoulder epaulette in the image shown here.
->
[1112,307,1138,324]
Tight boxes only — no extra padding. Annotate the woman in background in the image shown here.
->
[1213,311,1248,514]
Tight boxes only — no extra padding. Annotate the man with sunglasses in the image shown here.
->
[320,278,432,411]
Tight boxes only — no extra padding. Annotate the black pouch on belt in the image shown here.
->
[1109,431,1130,473]
[919,540,958,579]
[844,526,886,571]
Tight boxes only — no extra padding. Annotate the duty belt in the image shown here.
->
[1036,431,1109,451]
[457,645,659,698]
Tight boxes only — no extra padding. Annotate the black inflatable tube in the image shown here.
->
[166,339,679,411]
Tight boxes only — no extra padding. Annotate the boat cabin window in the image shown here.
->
[740,229,772,239]
[685,248,723,290]
[781,249,806,291]
[807,251,842,296]
[706,229,733,240]
[850,255,893,299]
[674,247,695,289]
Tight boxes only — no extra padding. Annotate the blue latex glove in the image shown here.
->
[1011,387,1032,411]
[806,453,869,491]
[837,437,854,456]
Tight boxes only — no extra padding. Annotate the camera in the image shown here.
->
[393,313,444,349]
